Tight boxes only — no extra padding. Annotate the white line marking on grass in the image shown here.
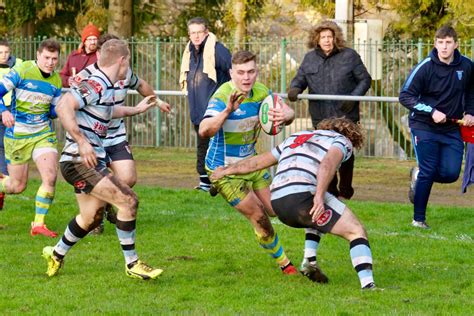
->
[374,230,473,243]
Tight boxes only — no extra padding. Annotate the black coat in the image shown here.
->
[290,47,372,127]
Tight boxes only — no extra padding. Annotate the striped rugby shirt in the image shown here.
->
[72,64,139,147]
[60,66,115,163]
[204,81,269,170]
[0,60,61,139]
[270,130,353,200]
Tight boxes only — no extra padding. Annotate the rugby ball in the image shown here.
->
[259,94,284,135]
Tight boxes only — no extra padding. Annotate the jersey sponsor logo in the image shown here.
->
[74,180,86,190]
[87,80,103,93]
[290,133,314,148]
[93,121,108,136]
[25,82,38,89]
[233,108,246,116]
[239,144,254,156]
[316,209,332,226]
[456,70,463,80]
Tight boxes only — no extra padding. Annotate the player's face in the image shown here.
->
[117,54,130,80]
[36,49,59,74]
[0,45,10,65]
[84,36,98,54]
[188,23,209,49]
[230,60,258,94]
[318,29,335,55]
[435,36,458,64]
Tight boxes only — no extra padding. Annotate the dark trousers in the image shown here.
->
[327,154,355,199]
[194,124,210,184]
[411,128,464,221]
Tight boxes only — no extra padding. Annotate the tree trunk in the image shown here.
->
[108,0,132,38]
[233,0,246,50]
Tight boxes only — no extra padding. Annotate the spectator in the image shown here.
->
[288,20,371,200]
[179,17,232,192]
[60,23,100,87]
[399,25,474,228]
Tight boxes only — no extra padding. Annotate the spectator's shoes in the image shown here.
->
[0,192,5,210]
[126,260,163,280]
[412,220,430,229]
[281,262,298,275]
[42,246,63,277]
[300,260,329,283]
[408,167,419,204]
[31,223,58,238]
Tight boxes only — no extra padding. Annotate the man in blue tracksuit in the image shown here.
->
[399,25,474,228]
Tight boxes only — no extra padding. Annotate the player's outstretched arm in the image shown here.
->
[269,100,295,127]
[211,151,277,180]
[310,147,343,222]
[112,95,157,118]
[137,79,171,113]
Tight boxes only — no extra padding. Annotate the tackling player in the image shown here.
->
[42,39,163,280]
[199,50,297,275]
[211,118,377,289]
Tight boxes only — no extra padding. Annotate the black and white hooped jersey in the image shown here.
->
[270,130,353,200]
[72,65,140,147]
[60,66,115,163]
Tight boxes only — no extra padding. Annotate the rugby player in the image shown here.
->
[211,118,377,289]
[199,50,298,275]
[42,39,163,280]
[0,39,62,237]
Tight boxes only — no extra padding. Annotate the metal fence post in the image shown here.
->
[471,38,474,60]
[280,37,287,140]
[417,38,423,62]
[155,37,162,147]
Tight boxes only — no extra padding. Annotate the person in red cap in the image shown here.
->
[60,24,101,87]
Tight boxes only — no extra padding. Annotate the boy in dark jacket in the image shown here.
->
[399,25,474,228]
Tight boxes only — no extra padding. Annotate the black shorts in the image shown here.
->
[60,161,110,194]
[105,141,134,162]
[271,191,345,233]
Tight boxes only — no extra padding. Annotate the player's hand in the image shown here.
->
[432,110,446,123]
[210,166,227,180]
[462,114,474,126]
[158,100,171,113]
[269,100,294,127]
[2,111,14,128]
[136,96,158,114]
[226,91,245,113]
[78,141,97,169]
[309,195,326,223]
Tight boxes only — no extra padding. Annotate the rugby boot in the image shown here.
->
[126,260,163,280]
[42,246,63,277]
[300,259,329,283]
[31,223,58,238]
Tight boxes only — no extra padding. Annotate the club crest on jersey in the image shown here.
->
[316,209,332,226]
[456,70,463,80]
[118,80,125,89]
[74,180,86,190]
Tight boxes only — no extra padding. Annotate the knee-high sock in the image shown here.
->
[34,186,55,224]
[256,231,291,268]
[350,238,374,288]
[304,228,323,263]
[116,219,138,267]
[53,217,88,260]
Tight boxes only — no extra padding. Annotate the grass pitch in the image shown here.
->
[0,149,472,315]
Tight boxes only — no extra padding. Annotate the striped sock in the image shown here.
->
[0,176,9,193]
[256,231,291,269]
[33,186,54,225]
[116,219,138,267]
[53,217,88,260]
[349,238,374,288]
[304,228,323,263]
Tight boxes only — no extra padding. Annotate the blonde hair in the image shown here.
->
[307,20,345,51]
[317,118,364,149]
[98,39,129,67]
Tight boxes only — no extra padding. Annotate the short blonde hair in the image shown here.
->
[99,39,129,67]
